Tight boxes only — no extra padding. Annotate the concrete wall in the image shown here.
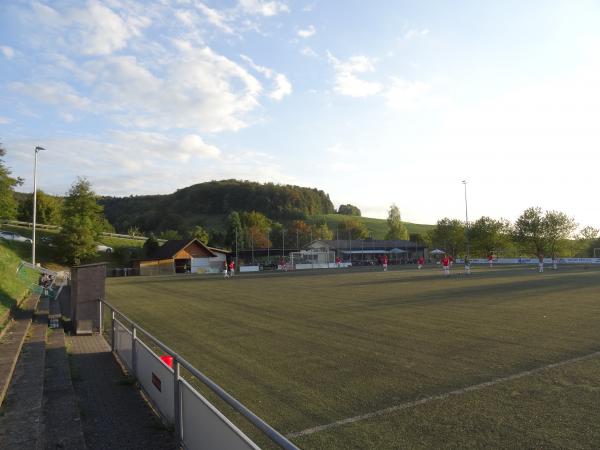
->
[70,263,106,334]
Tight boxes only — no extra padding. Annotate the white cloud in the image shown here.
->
[9,81,90,109]
[300,46,318,58]
[59,112,75,123]
[328,52,382,97]
[195,2,235,34]
[241,54,292,101]
[325,143,343,155]
[1,46,15,59]
[179,135,221,161]
[174,9,195,27]
[270,73,292,100]
[403,28,430,40]
[0,116,11,124]
[385,78,432,110]
[238,0,289,17]
[297,25,316,38]
[29,1,151,56]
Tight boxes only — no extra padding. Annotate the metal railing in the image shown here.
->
[100,299,299,450]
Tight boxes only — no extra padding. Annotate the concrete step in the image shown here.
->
[0,310,48,449]
[40,328,87,449]
[0,294,40,408]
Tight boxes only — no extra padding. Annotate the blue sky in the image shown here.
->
[1,0,600,228]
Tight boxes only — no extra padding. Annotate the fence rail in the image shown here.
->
[100,299,299,450]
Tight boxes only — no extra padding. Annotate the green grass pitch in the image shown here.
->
[106,265,600,449]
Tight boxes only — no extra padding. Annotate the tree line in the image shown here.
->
[421,210,599,258]
[99,179,336,234]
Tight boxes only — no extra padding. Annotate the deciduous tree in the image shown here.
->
[57,178,105,265]
[427,218,465,256]
[0,144,23,219]
[469,216,511,256]
[385,204,409,240]
[189,225,209,244]
[338,204,361,216]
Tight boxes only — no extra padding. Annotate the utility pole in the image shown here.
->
[32,146,45,266]
[462,180,470,262]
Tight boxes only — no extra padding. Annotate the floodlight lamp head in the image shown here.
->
[35,146,46,152]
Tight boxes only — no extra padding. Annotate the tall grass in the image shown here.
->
[0,243,37,323]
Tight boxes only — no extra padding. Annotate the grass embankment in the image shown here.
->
[0,243,37,327]
[106,265,600,449]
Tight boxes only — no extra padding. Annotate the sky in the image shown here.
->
[1,0,600,228]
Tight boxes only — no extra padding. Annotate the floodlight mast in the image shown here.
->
[462,180,470,263]
[32,146,46,266]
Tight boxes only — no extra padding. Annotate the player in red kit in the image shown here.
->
[383,255,388,272]
[488,254,494,268]
[441,255,450,276]
[417,256,424,270]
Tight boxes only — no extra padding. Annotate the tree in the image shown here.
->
[513,207,577,258]
[189,225,209,244]
[338,204,361,216]
[241,211,271,249]
[385,204,409,240]
[18,190,63,225]
[57,178,105,265]
[143,233,160,257]
[158,229,181,240]
[544,210,577,259]
[427,218,465,256]
[0,144,23,219]
[312,223,333,240]
[409,233,424,244]
[225,211,244,250]
[127,226,141,237]
[339,218,368,239]
[287,220,312,247]
[469,216,511,256]
[576,226,600,257]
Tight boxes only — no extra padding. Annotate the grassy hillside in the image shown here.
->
[312,214,434,239]
[0,243,37,325]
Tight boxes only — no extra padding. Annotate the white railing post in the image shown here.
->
[110,310,115,352]
[98,299,103,335]
[173,359,182,443]
[132,326,137,377]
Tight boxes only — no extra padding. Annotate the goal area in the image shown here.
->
[290,250,335,270]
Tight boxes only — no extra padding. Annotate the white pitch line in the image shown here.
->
[287,350,600,439]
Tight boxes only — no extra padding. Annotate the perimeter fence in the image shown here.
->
[100,299,299,450]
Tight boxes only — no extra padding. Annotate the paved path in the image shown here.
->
[67,334,177,450]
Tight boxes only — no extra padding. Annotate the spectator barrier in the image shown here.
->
[101,300,298,450]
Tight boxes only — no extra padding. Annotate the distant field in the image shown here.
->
[193,213,433,240]
[106,265,600,449]
[313,214,434,239]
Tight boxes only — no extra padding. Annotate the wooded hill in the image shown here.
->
[99,179,335,234]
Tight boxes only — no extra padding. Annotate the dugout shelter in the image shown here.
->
[133,239,229,275]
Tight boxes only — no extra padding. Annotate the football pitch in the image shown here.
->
[106,265,600,449]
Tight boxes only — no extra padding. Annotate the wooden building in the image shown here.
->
[133,239,229,276]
